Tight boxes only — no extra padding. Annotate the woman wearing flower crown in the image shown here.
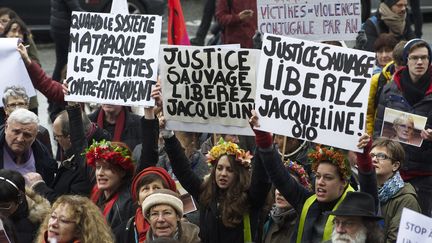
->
[249,111,365,243]
[161,130,271,243]
[85,87,162,234]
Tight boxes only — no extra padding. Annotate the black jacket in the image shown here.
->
[164,136,271,243]
[373,68,432,172]
[89,107,144,152]
[33,105,92,203]
[50,0,83,33]
[0,129,57,186]
[363,11,415,52]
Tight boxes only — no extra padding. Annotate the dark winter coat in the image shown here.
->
[0,129,57,186]
[363,12,415,52]
[255,145,362,243]
[89,108,144,152]
[33,105,92,203]
[164,135,271,243]
[373,67,432,173]
[50,0,83,33]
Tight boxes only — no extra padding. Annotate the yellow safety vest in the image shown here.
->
[243,213,252,243]
[296,185,354,243]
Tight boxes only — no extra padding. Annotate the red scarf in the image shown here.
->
[96,107,125,141]
[91,186,120,217]
[134,207,150,243]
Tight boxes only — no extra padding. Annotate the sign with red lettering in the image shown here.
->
[257,0,361,41]
[254,34,375,151]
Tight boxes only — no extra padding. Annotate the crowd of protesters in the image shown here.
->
[1,0,432,242]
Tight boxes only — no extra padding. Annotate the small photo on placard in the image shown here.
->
[381,108,427,147]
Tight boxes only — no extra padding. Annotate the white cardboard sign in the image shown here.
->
[255,34,375,152]
[396,208,432,243]
[257,0,362,41]
[159,45,259,135]
[65,11,162,106]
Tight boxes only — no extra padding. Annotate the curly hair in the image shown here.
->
[36,195,114,243]
[200,155,251,227]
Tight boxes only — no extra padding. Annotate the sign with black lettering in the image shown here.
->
[159,45,259,135]
[65,11,162,106]
[255,34,375,151]
[257,0,361,41]
[397,208,432,243]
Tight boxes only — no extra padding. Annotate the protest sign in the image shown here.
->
[65,11,162,106]
[381,108,427,147]
[396,208,432,243]
[255,34,375,152]
[159,45,259,135]
[257,0,361,41]
[0,38,36,107]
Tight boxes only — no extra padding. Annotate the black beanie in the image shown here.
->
[383,0,399,7]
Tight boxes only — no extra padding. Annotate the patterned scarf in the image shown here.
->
[379,2,406,35]
[378,171,404,203]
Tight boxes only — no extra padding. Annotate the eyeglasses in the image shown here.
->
[0,202,14,210]
[408,55,429,62]
[49,214,75,225]
[333,218,360,229]
[148,210,176,220]
[369,152,394,161]
[6,102,28,109]
[396,124,414,131]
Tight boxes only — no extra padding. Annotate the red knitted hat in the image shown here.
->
[131,167,177,202]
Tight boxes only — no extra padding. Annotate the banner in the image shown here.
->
[396,208,432,243]
[255,34,375,151]
[65,11,162,106]
[168,0,190,45]
[0,38,36,107]
[160,45,259,135]
[257,0,361,41]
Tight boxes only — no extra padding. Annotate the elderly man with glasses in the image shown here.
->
[324,192,383,243]
[1,85,53,156]
[373,39,432,217]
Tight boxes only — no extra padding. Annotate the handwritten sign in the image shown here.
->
[396,208,432,243]
[257,0,361,41]
[65,11,162,106]
[255,34,375,151]
[160,45,259,135]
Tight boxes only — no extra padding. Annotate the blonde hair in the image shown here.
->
[36,195,114,243]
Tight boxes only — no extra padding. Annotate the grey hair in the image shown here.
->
[7,108,39,125]
[2,86,29,106]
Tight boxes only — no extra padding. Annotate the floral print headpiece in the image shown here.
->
[206,138,253,169]
[85,140,134,173]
